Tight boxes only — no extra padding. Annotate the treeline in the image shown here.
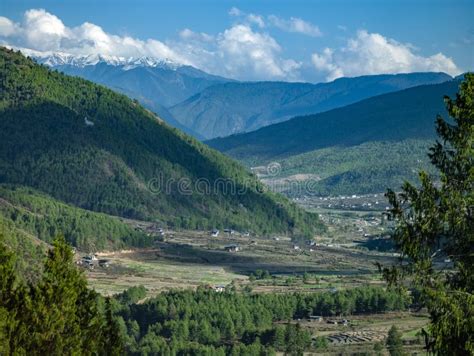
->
[111,285,410,354]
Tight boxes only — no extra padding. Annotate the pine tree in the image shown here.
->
[0,234,124,354]
[385,73,474,353]
[99,298,124,355]
[0,236,18,355]
[0,233,30,354]
[386,325,404,356]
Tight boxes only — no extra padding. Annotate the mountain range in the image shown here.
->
[32,51,452,140]
[169,72,452,139]
[207,79,462,196]
[32,51,231,138]
[0,47,323,254]
[24,49,462,197]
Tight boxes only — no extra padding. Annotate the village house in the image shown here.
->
[98,259,111,268]
[212,285,226,292]
[211,229,219,237]
[82,254,98,262]
[224,244,240,252]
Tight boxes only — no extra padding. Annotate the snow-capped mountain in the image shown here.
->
[18,48,231,138]
[32,52,182,71]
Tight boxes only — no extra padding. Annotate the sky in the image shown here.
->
[1,0,473,83]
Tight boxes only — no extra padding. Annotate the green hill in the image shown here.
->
[264,140,437,197]
[0,47,323,241]
[0,185,151,280]
[207,79,462,196]
[0,185,149,250]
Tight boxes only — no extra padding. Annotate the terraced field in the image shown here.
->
[82,228,397,296]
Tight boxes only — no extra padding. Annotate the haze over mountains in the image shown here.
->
[169,72,452,139]
[207,78,462,196]
[208,79,461,159]
[34,52,453,140]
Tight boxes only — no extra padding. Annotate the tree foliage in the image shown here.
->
[386,325,404,356]
[0,233,122,355]
[384,73,474,354]
[0,185,151,251]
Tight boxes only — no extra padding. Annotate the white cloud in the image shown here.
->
[228,7,265,28]
[0,8,190,64]
[312,48,343,80]
[216,24,301,80]
[171,24,301,81]
[0,16,18,37]
[23,9,68,50]
[0,8,301,81]
[268,15,322,37]
[179,28,213,42]
[228,7,242,17]
[247,14,265,28]
[312,30,461,81]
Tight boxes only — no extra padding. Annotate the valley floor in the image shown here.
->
[83,227,395,297]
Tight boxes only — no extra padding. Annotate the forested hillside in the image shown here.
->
[0,47,323,240]
[0,185,150,251]
[264,140,437,196]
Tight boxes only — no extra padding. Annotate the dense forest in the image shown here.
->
[0,185,151,250]
[113,285,410,354]
[0,47,323,239]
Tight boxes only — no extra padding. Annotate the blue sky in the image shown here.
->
[1,0,472,82]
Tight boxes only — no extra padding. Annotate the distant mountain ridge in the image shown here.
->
[207,78,462,196]
[31,51,231,106]
[30,50,452,141]
[34,52,182,70]
[207,78,461,159]
[170,72,453,139]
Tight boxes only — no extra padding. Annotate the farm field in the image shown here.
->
[300,312,429,354]
[83,227,397,297]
